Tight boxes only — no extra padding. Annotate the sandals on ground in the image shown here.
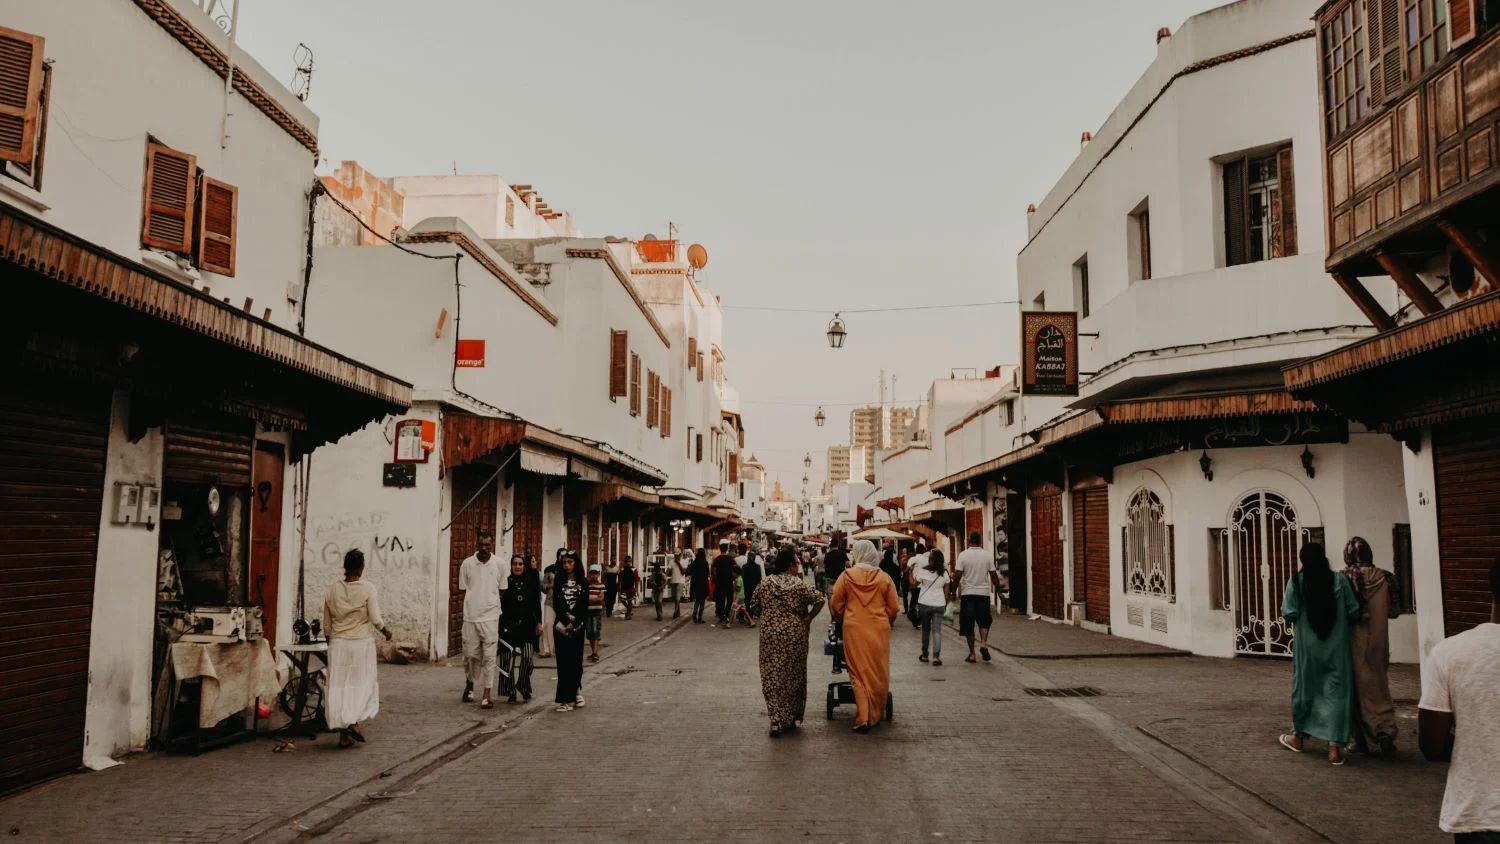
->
[1278,733,1303,753]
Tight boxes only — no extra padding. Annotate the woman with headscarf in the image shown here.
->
[1342,536,1399,755]
[499,554,541,704]
[750,548,826,737]
[831,539,901,733]
[552,553,589,712]
[1278,542,1361,765]
[688,548,711,624]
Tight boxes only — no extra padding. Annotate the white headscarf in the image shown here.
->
[850,539,881,571]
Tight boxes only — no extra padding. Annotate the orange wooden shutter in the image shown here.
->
[142,142,197,253]
[0,28,44,164]
[661,387,672,438]
[646,371,659,428]
[728,452,739,484]
[609,330,629,399]
[1450,0,1478,48]
[195,176,238,275]
[629,353,641,415]
[688,337,697,368]
[1273,146,1297,258]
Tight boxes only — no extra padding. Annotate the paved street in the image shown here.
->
[0,611,1450,843]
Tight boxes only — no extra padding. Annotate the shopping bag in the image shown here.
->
[943,601,956,623]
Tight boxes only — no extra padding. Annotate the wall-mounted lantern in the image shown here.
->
[1199,451,1214,482]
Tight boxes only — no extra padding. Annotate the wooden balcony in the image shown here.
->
[1319,1,1500,308]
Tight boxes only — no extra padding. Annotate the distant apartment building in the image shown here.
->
[847,405,919,479]
[827,445,852,488]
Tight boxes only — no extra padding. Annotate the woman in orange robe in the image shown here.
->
[831,539,902,733]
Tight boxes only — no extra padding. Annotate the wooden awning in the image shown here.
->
[1283,291,1500,391]
[443,413,526,468]
[0,204,410,407]
[577,483,659,513]
[653,497,727,524]
[876,496,906,512]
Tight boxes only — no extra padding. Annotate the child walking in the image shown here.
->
[618,556,639,620]
[586,564,606,662]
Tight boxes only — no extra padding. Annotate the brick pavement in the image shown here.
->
[0,612,677,843]
[315,621,1315,844]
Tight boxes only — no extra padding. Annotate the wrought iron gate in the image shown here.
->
[1224,490,1304,657]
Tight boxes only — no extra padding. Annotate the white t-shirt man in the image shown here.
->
[913,565,950,608]
[954,547,995,597]
[1419,622,1500,835]
[458,553,505,623]
[908,551,928,584]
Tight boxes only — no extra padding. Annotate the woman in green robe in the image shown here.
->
[1277,542,1361,765]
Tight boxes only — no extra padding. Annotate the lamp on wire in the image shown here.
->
[803,453,812,469]
[814,407,826,427]
[826,314,847,349]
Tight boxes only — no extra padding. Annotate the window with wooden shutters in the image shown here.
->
[142,142,197,254]
[696,352,705,382]
[1223,145,1295,266]
[688,337,697,368]
[696,433,703,463]
[728,452,739,484]
[660,387,672,437]
[1370,0,1405,105]
[0,28,44,167]
[629,353,641,416]
[195,177,237,275]
[646,370,659,429]
[1324,3,1370,139]
[1450,0,1478,48]
[609,330,629,400]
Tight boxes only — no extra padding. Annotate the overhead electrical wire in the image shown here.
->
[720,299,1020,314]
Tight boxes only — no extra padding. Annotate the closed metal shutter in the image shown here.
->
[163,418,253,487]
[1434,419,1500,635]
[0,378,109,794]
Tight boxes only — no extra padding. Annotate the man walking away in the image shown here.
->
[459,529,505,708]
[954,533,1002,663]
[822,539,849,597]
[618,555,639,620]
[603,551,622,618]
[713,541,738,628]
[1419,559,1500,843]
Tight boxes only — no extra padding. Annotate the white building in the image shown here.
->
[935,0,1416,662]
[0,1,410,787]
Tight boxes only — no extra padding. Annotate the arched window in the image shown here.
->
[1123,489,1172,600]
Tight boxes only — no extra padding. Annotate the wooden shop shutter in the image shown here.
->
[688,337,697,368]
[1272,146,1297,258]
[629,353,641,416]
[195,177,238,275]
[1450,0,1478,48]
[661,387,672,438]
[0,27,44,164]
[1223,157,1248,267]
[646,370,659,429]
[142,142,197,253]
[609,330,629,399]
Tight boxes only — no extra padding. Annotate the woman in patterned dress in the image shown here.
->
[750,547,826,737]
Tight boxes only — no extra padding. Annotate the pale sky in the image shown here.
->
[236,0,1227,491]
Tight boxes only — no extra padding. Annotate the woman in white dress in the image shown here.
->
[323,549,392,749]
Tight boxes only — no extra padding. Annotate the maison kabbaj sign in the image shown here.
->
[1021,311,1078,397]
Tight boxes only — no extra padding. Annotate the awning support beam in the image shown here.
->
[1330,269,1397,330]
[1374,249,1444,316]
[1437,217,1500,290]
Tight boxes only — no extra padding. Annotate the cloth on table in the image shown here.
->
[170,639,283,728]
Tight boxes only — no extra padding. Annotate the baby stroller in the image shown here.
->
[824,617,894,722]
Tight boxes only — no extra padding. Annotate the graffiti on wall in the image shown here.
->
[313,511,431,574]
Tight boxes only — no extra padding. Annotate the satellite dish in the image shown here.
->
[687,243,709,270]
[642,233,658,241]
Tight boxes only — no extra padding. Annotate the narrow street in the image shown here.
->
[0,613,1446,843]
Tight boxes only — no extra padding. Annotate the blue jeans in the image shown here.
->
[585,611,603,642]
[918,604,943,659]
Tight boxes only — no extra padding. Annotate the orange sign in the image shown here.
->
[456,339,486,368]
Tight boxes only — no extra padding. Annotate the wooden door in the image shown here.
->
[448,466,497,654]
[1029,487,1065,619]
[250,443,284,646]
[1434,419,1500,635]
[511,473,544,560]
[0,377,108,794]
[1071,486,1110,624]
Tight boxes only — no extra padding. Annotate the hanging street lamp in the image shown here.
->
[827,313,847,349]
[804,453,812,469]
[814,407,826,427]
